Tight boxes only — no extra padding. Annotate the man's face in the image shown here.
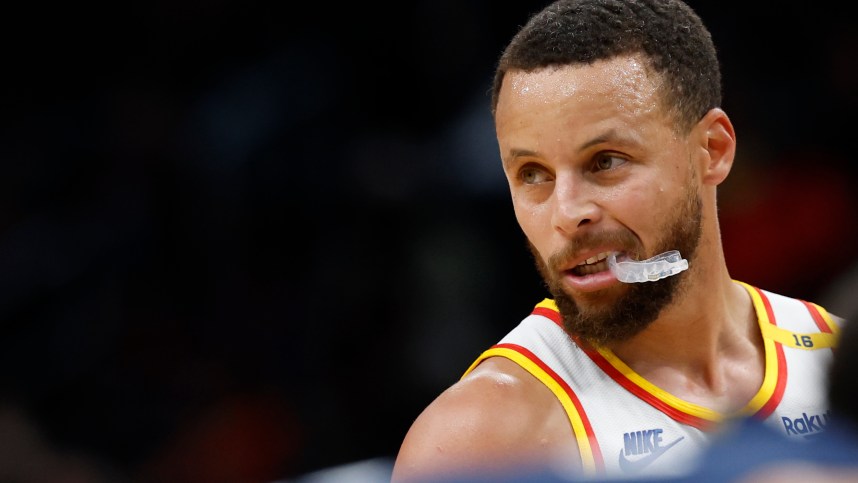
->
[494,54,703,346]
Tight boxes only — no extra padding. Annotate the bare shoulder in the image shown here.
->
[391,356,580,482]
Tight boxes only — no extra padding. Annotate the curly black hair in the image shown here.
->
[491,0,721,134]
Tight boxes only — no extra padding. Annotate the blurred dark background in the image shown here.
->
[1,1,856,482]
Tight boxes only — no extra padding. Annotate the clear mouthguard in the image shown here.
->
[607,250,689,283]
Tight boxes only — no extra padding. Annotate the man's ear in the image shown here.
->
[695,108,736,186]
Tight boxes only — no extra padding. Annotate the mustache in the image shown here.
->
[547,229,640,271]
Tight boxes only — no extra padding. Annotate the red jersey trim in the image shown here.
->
[744,286,787,420]
[483,342,606,474]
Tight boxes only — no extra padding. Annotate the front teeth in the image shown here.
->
[579,252,610,266]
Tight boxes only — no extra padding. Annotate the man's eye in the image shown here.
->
[519,165,552,184]
[594,155,627,172]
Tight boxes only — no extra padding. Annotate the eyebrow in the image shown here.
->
[578,128,642,151]
[503,148,538,168]
[503,128,639,167]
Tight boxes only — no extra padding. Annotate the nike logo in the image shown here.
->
[618,436,684,473]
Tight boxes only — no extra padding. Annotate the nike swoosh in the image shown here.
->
[618,436,685,474]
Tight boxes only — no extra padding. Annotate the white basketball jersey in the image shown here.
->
[462,281,841,479]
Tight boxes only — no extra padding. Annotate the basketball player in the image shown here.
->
[391,0,845,481]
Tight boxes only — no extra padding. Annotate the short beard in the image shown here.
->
[531,192,703,348]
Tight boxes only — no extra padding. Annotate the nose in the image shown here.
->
[551,174,601,237]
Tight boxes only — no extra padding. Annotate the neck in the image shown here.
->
[607,248,761,411]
